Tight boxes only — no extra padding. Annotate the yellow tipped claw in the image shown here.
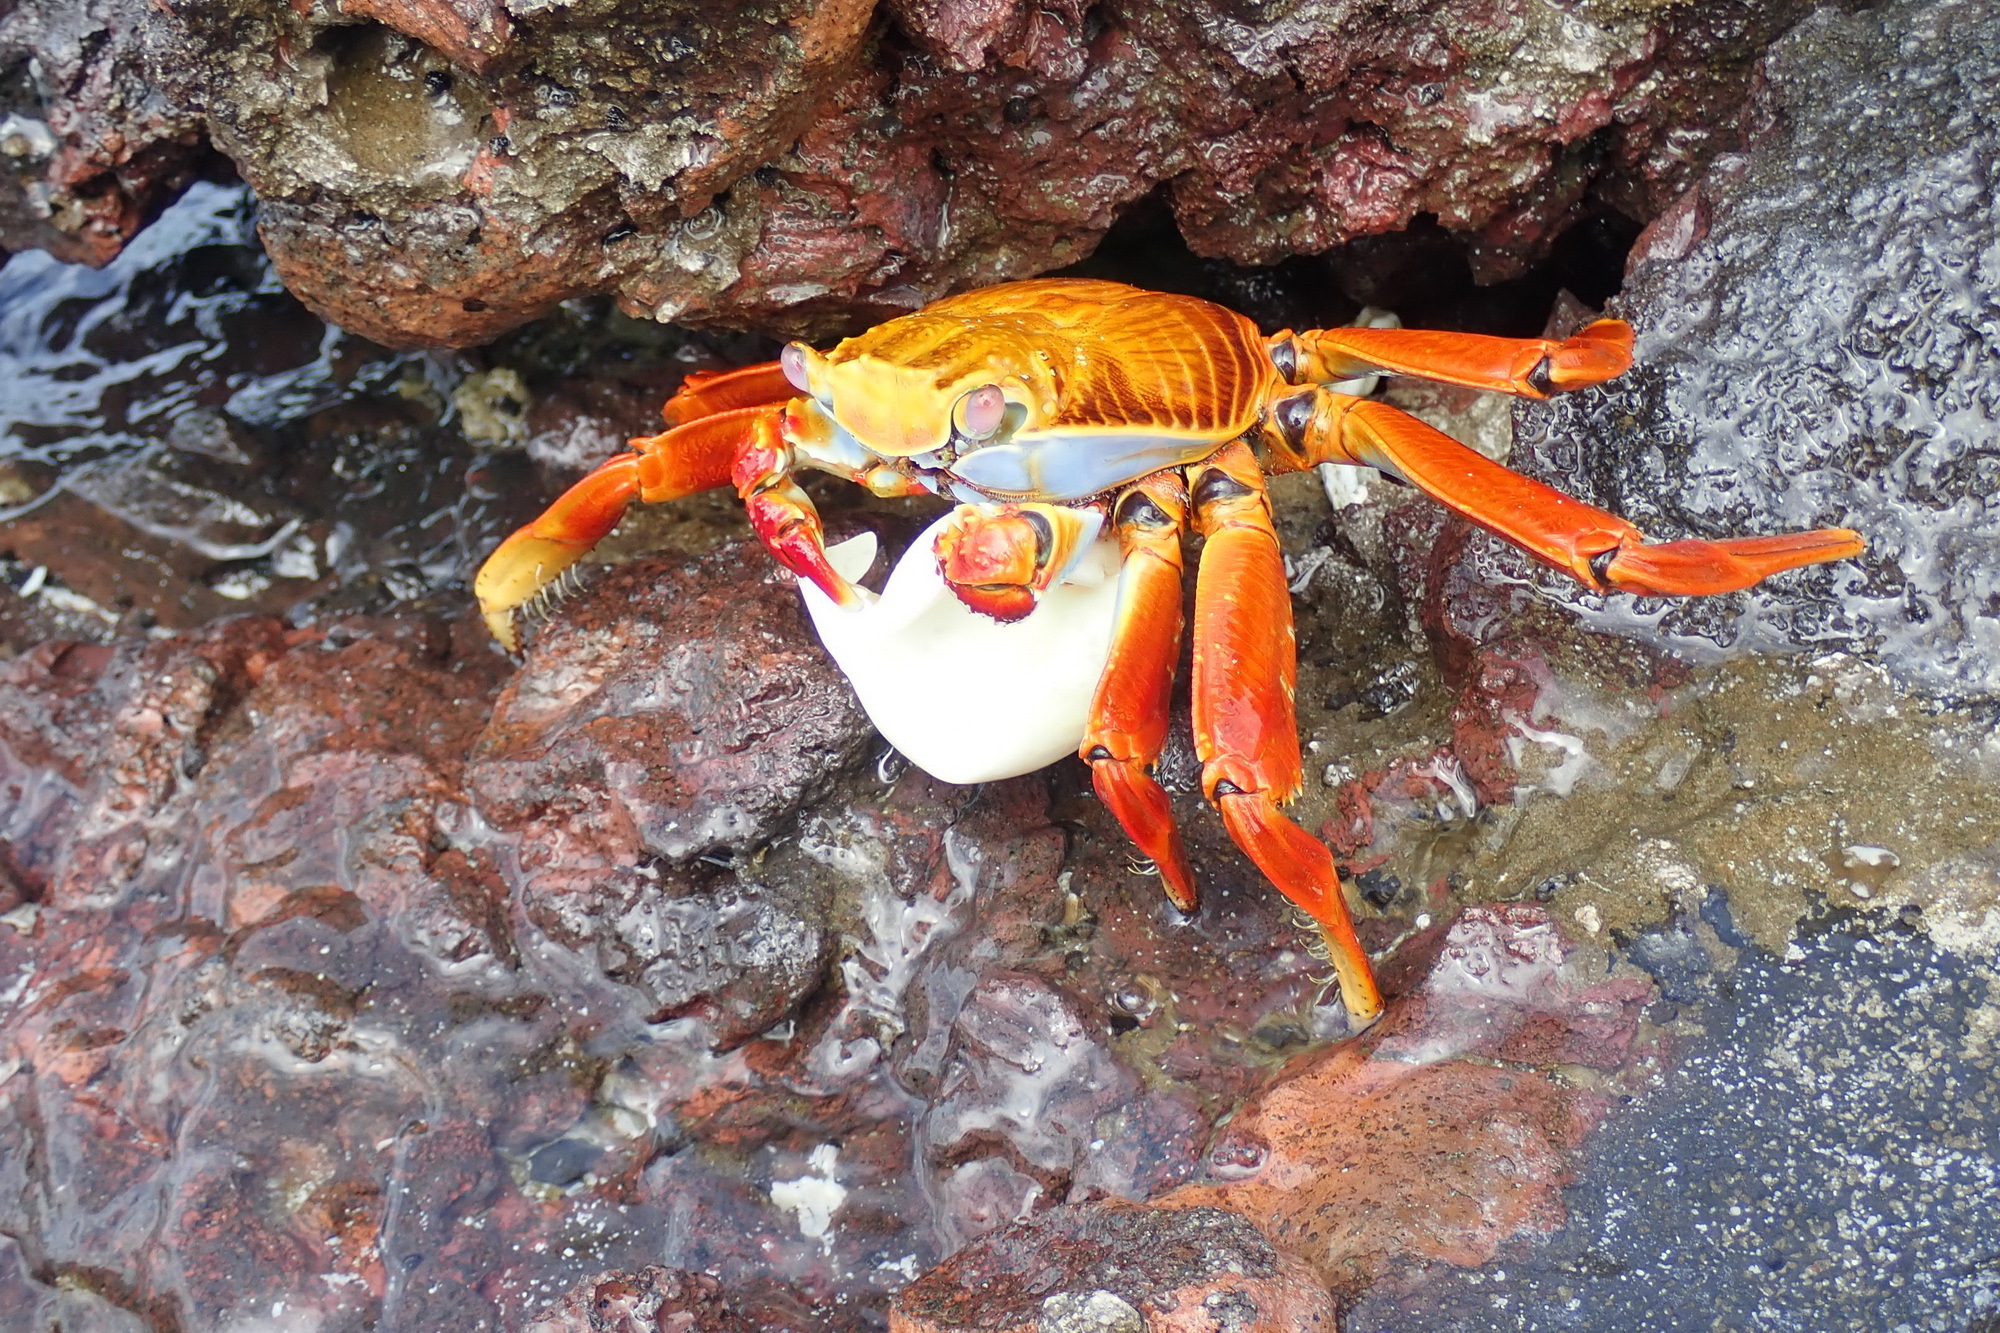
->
[473,532,596,652]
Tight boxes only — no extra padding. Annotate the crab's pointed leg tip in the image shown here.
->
[484,607,523,654]
[1604,526,1867,596]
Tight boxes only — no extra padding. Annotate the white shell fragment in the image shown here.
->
[797,513,1124,785]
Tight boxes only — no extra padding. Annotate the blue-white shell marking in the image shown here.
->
[947,431,1227,502]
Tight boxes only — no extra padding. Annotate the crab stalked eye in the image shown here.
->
[954,384,1007,440]
[780,343,812,393]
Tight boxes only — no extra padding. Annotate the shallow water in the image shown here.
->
[0,181,547,641]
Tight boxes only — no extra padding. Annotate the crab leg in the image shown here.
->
[660,360,793,426]
[1260,391,1864,594]
[730,407,861,610]
[475,405,768,647]
[475,396,863,647]
[1081,474,1198,911]
[1189,444,1384,1024]
[1275,319,1634,399]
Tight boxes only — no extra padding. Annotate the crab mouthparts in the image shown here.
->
[933,503,1105,622]
[937,512,1045,588]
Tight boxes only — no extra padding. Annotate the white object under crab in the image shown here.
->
[796,513,1124,786]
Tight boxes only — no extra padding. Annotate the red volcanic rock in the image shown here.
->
[890,1200,1338,1333]
[468,542,874,865]
[467,543,870,1043]
[115,0,1814,346]
[525,1267,754,1333]
[0,604,1664,1326]
[198,616,518,966]
[0,615,603,1332]
[1161,904,1655,1297]
[916,970,1205,1252]
[0,619,286,910]
[0,0,209,266]
[343,0,514,74]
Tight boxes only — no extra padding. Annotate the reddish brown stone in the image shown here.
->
[469,544,873,865]
[0,485,317,632]
[890,1200,1338,1333]
[0,0,209,266]
[526,1267,755,1333]
[343,0,513,73]
[0,618,287,910]
[117,0,1814,346]
[1160,905,1656,1297]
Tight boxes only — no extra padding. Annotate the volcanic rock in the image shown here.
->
[1512,0,2000,696]
[889,1200,1338,1333]
[126,0,1817,346]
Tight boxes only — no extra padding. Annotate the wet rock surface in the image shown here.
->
[28,0,1811,346]
[1163,905,1657,1299]
[0,180,755,649]
[471,549,874,865]
[1513,0,2000,696]
[891,1201,1338,1333]
[523,1267,755,1333]
[1344,898,2000,1332]
[4,0,2000,1326]
[0,0,211,267]
[469,546,872,1040]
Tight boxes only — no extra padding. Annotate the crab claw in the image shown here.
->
[474,453,646,651]
[476,533,594,650]
[934,503,1105,622]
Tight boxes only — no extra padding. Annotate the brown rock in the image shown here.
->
[0,0,209,266]
[525,1267,754,1333]
[469,543,874,865]
[120,0,1812,345]
[343,0,514,74]
[466,542,869,1045]
[1161,904,1655,1297]
[0,619,286,910]
[890,1200,1338,1333]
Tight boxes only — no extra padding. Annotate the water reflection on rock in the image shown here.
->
[0,180,559,641]
[3,0,1999,1326]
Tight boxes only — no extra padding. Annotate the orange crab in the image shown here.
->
[475,278,1863,1024]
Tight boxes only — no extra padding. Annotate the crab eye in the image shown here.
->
[954,385,1007,440]
[780,343,811,393]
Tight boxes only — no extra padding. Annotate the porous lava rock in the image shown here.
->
[888,1201,1339,1333]
[0,0,209,266]
[523,1267,755,1333]
[468,542,873,866]
[1509,0,2000,696]
[114,0,1820,346]
[466,542,873,1041]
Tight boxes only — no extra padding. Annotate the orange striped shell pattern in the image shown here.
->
[794,278,1282,502]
